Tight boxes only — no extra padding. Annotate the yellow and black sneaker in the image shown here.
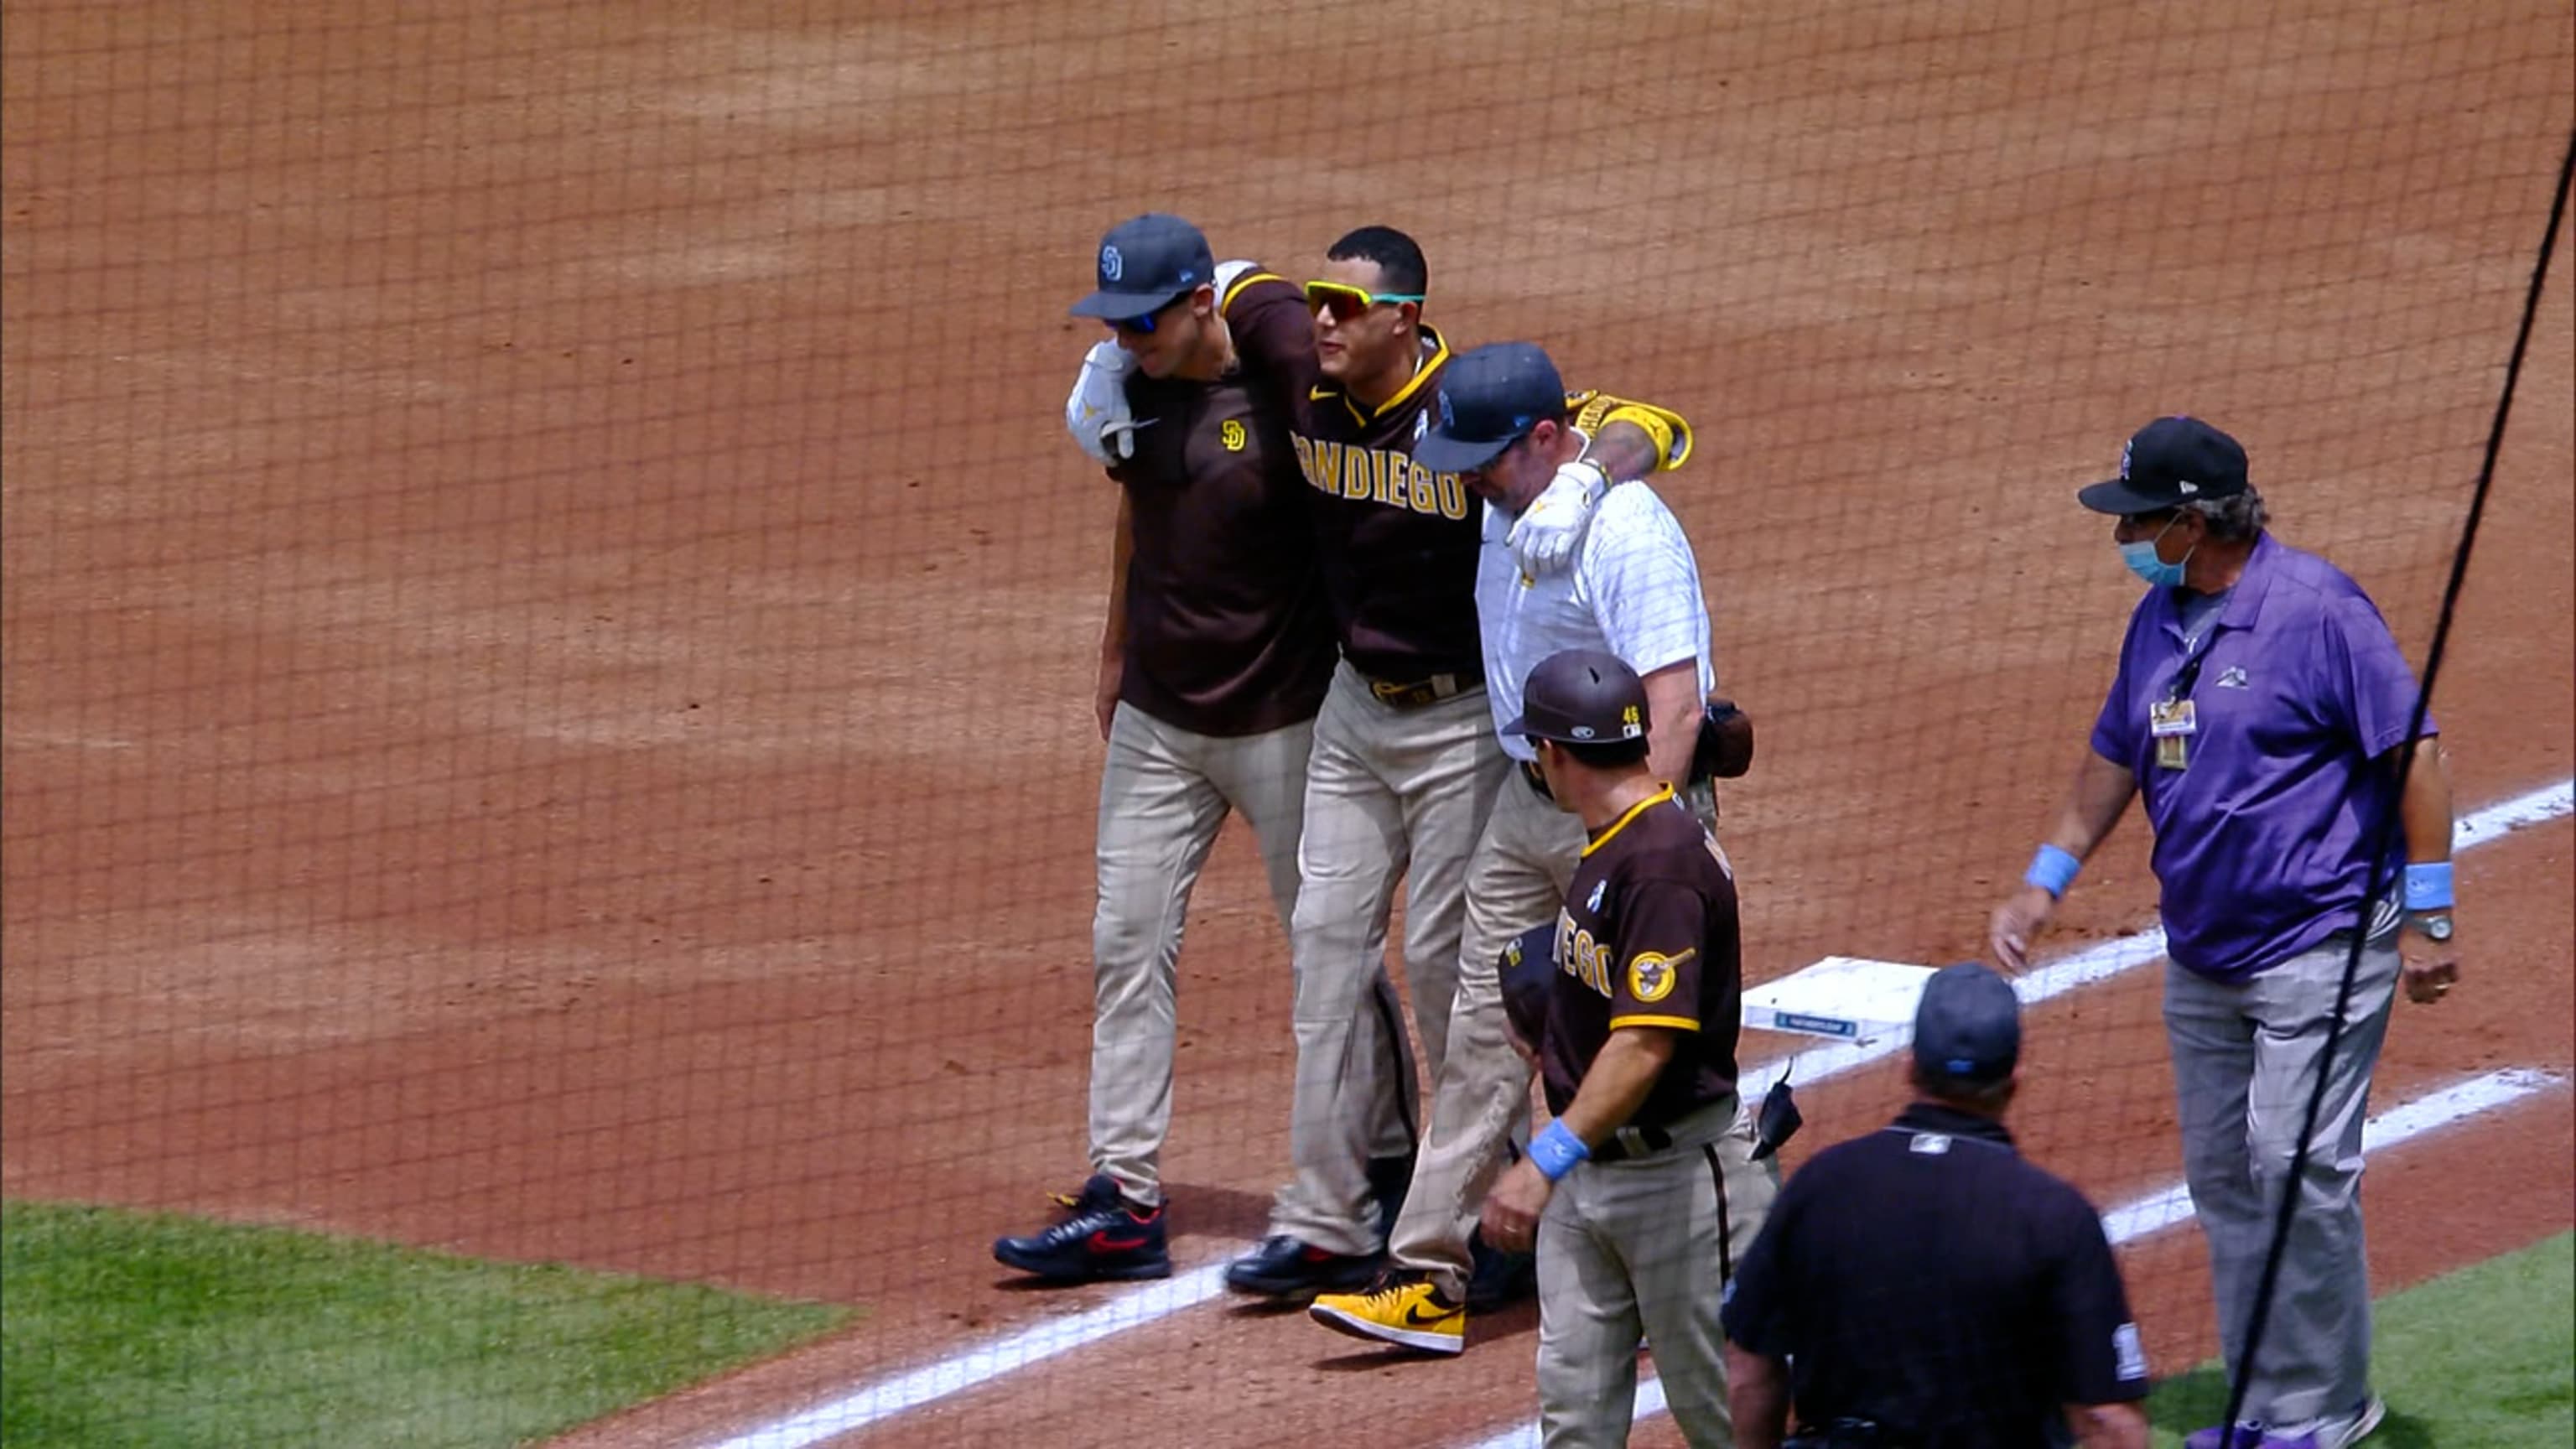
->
[1309,1271,1466,1355]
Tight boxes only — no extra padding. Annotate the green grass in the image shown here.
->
[2148,1230,2573,1447]
[0,1199,856,1449]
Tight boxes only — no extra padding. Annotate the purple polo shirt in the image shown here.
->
[2090,533,2434,983]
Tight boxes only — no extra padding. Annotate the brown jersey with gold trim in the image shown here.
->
[1227,305,1696,688]
[1107,273,1332,736]
[1541,787,1744,1124]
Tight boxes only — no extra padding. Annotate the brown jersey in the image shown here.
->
[1228,311,1696,688]
[1219,308,1475,683]
[1540,786,1744,1125]
[1107,273,1333,736]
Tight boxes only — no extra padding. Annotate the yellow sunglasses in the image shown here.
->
[1304,279,1426,321]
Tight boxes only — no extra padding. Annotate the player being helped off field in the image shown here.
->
[1100,225,1694,1302]
[1990,417,2459,1449]
[995,214,1410,1283]
[1309,340,1719,1355]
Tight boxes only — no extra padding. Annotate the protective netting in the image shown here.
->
[3,1,2568,1446]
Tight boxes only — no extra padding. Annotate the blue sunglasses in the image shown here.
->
[1108,293,1191,336]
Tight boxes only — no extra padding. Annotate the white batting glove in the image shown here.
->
[1509,460,1609,575]
[1066,340,1139,465]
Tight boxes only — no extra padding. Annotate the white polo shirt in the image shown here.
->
[1476,480,1715,763]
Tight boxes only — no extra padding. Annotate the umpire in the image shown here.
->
[1721,964,2152,1449]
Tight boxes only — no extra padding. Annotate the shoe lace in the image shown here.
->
[1037,1204,1126,1248]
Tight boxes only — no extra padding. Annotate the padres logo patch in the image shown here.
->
[1627,948,1693,1004]
[1220,419,1246,452]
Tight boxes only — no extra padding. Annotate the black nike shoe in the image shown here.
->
[992,1172,1170,1283]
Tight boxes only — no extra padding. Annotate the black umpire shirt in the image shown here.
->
[1719,1103,2149,1447]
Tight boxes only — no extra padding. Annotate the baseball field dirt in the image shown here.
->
[3,1,2568,1446]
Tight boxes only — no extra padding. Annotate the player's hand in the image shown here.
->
[1507,460,1608,576]
[1066,340,1138,465]
[1478,1156,1553,1255]
[2402,954,2459,1005]
[1989,885,2057,974]
[1095,653,1122,741]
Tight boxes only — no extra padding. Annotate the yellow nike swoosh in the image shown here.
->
[1309,387,1337,401]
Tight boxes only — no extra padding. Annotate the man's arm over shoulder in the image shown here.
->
[1566,388,1694,479]
[1219,269,1318,398]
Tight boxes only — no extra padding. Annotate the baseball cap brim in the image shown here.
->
[1068,287,1182,322]
[1415,428,1518,475]
[2076,476,2171,515]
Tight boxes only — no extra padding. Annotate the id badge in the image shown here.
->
[2149,699,2196,771]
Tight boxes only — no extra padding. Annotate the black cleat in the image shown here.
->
[992,1173,1171,1284]
[1223,1234,1381,1300]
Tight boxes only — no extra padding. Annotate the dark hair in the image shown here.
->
[1327,226,1429,299]
[1547,735,1649,770]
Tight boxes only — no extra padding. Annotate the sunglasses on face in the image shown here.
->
[1108,293,1190,337]
[1304,279,1426,323]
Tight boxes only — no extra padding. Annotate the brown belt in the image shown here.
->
[1366,671,1478,710]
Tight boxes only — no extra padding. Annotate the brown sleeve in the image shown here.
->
[1607,877,1709,1031]
[1223,273,1319,401]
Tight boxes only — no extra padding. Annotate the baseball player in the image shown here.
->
[1062,225,1692,1297]
[1311,341,1719,1353]
[1223,228,1697,1299]
[1483,648,1775,1447]
[996,214,1410,1282]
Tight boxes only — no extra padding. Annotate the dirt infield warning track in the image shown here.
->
[3,0,2570,1446]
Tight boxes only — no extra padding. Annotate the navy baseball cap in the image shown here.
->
[1068,213,1214,323]
[1505,648,1649,746]
[2077,416,2250,515]
[1912,963,2022,1085]
[1415,341,1566,473]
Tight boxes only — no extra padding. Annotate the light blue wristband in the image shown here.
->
[2024,844,2081,900]
[1529,1119,1591,1182]
[2403,861,2454,911]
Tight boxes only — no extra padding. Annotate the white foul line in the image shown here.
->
[707,1264,1236,1448]
[709,778,2572,1448]
[1742,776,2575,1099]
[1457,1065,2567,1449]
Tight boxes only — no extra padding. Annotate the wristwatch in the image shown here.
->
[2409,912,2454,943]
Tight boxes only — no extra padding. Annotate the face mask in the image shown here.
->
[2121,517,2194,589]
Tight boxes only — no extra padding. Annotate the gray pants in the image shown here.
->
[1089,702,1408,1208]
[1274,660,1509,1253]
[1393,778,1724,1298]
[2163,932,2398,1428]
[1390,768,1587,1295]
[1537,1095,1779,1449]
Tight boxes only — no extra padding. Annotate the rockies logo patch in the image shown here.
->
[1626,948,1692,1004]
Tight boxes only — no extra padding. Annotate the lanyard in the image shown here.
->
[2164,610,2228,704]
